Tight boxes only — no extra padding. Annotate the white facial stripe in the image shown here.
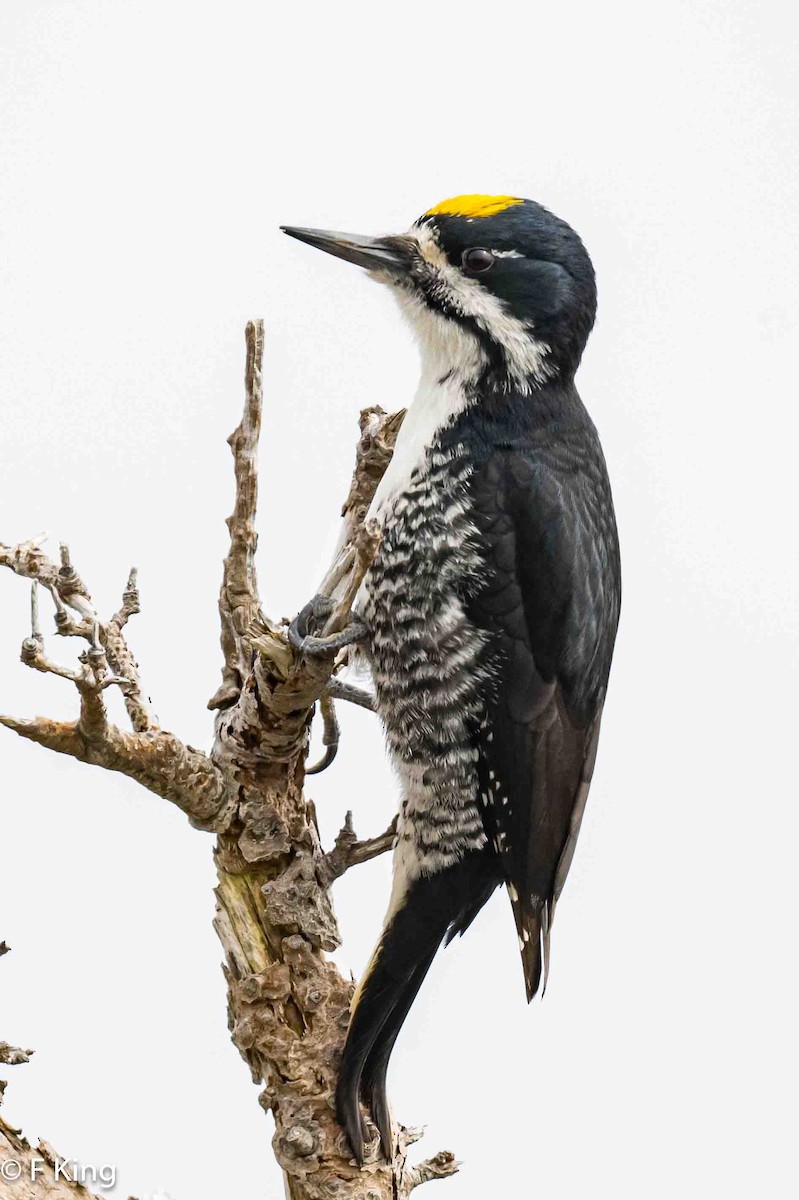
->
[394,288,485,383]
[400,223,551,392]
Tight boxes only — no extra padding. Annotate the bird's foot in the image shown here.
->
[327,677,376,711]
[288,593,367,658]
[305,692,339,776]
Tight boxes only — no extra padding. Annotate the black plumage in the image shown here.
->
[451,386,621,997]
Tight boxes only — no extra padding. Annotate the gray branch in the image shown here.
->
[318,811,398,887]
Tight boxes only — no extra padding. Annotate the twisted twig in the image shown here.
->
[318,811,398,887]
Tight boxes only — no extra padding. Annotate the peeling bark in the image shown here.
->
[0,322,458,1198]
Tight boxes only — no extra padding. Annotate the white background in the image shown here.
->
[1,1,797,1197]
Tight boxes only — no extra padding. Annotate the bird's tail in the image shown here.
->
[336,852,497,1163]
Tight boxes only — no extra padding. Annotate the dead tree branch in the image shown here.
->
[318,811,398,887]
[0,321,459,1199]
[0,1044,33,1068]
[0,548,237,830]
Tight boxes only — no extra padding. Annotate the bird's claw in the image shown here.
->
[289,593,334,645]
[289,593,367,658]
[305,692,340,776]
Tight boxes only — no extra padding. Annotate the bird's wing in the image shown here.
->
[467,445,620,998]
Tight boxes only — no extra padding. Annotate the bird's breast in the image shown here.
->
[367,367,475,523]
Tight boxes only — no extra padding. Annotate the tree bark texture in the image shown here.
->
[0,323,459,1199]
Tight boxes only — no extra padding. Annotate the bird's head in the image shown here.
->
[282,194,596,394]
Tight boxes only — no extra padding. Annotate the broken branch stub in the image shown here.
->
[318,812,398,888]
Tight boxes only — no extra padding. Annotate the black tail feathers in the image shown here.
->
[354,950,435,1159]
[335,895,446,1163]
[336,853,498,1163]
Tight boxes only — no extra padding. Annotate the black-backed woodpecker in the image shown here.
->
[283,194,621,1165]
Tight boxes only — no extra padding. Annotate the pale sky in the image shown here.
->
[1,2,797,1198]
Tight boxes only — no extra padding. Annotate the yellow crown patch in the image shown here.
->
[424,194,524,220]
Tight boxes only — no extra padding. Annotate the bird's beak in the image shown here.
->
[281,226,413,277]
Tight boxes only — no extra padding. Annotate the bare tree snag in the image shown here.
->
[0,322,459,1199]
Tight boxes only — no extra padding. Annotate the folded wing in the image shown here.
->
[468,444,620,998]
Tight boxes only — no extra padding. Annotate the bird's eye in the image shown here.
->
[462,247,495,274]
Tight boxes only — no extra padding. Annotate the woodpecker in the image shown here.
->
[283,195,621,1164]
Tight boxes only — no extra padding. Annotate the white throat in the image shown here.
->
[367,296,482,519]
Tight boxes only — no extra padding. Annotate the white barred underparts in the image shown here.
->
[360,437,490,908]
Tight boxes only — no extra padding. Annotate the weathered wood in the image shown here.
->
[0,322,458,1199]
